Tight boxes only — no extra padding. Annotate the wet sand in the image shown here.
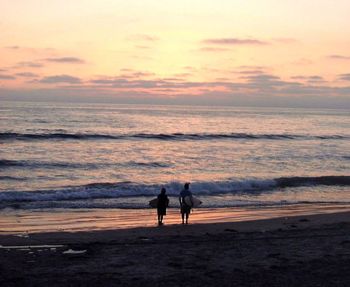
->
[1,203,350,234]
[1,209,350,286]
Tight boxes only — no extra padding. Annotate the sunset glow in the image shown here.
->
[1,0,350,107]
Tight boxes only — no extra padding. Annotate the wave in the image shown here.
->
[275,176,350,187]
[0,176,349,208]
[0,176,28,181]
[0,159,171,170]
[0,159,98,169]
[4,199,350,210]
[1,132,348,142]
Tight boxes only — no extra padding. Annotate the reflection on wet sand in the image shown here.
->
[1,203,350,234]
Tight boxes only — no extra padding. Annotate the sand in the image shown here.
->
[2,203,350,234]
[1,209,350,286]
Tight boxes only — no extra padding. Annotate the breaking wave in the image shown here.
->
[0,176,349,209]
[0,159,171,170]
[0,132,348,142]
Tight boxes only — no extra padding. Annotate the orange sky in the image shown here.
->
[0,0,350,107]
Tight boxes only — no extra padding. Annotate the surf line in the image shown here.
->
[0,244,65,249]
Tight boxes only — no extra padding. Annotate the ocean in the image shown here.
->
[0,101,349,211]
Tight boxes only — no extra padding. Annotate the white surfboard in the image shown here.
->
[149,198,158,208]
[184,196,202,208]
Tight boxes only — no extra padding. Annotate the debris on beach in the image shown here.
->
[15,234,29,238]
[63,249,87,255]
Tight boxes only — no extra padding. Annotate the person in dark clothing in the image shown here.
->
[157,187,169,225]
[179,182,192,224]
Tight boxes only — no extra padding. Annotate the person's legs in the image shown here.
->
[185,212,189,224]
[157,211,161,225]
[181,211,185,224]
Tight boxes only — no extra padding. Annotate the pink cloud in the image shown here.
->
[39,75,81,84]
[0,74,16,80]
[202,38,269,45]
[328,55,350,60]
[44,57,85,64]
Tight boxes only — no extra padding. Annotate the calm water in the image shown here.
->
[0,101,349,210]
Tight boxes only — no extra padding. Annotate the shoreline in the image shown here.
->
[1,202,350,235]
[0,209,349,245]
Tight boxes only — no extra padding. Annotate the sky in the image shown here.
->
[0,0,350,108]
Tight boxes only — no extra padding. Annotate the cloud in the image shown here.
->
[291,76,308,80]
[90,77,159,88]
[328,55,350,60]
[308,76,324,81]
[4,45,54,51]
[4,45,20,50]
[1,62,349,109]
[215,77,230,81]
[235,70,265,75]
[1,71,350,108]
[291,75,325,83]
[15,61,44,68]
[15,72,39,78]
[202,38,269,46]
[240,73,281,82]
[0,74,16,80]
[120,68,134,72]
[173,73,192,78]
[1,82,349,109]
[88,71,307,96]
[126,71,155,78]
[239,65,266,69]
[44,57,85,64]
[227,66,268,76]
[89,76,207,90]
[115,70,155,79]
[39,75,81,84]
[4,46,56,55]
[338,73,350,81]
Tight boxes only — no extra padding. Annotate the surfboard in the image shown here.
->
[184,196,202,208]
[149,198,158,208]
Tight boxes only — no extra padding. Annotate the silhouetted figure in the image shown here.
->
[157,187,169,225]
[179,183,192,224]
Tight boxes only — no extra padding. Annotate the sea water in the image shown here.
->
[0,101,349,210]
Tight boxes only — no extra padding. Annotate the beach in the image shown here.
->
[1,103,349,286]
[1,207,350,286]
[2,1,350,286]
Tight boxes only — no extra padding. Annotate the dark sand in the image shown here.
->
[1,211,350,286]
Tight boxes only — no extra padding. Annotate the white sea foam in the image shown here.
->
[0,176,349,210]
